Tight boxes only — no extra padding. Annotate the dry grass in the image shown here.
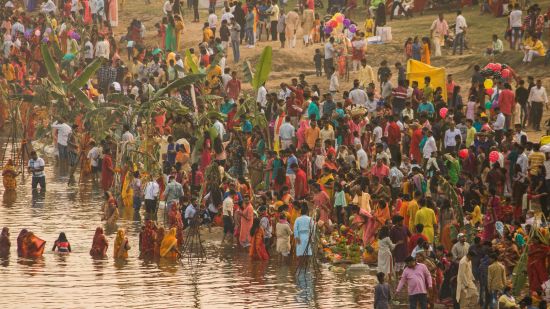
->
[115,0,550,138]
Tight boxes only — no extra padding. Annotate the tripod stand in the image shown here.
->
[180,216,207,264]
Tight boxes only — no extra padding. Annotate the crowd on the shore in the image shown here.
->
[1,0,550,308]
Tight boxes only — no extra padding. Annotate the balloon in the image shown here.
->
[458,149,469,159]
[328,20,337,28]
[486,88,494,96]
[493,63,502,71]
[34,29,41,37]
[485,101,492,110]
[484,79,493,89]
[349,24,357,33]
[324,26,333,34]
[489,151,499,163]
[343,19,351,27]
[485,62,495,70]
[501,68,510,78]
[42,37,49,43]
[45,28,52,34]
[335,14,344,23]
[439,107,448,119]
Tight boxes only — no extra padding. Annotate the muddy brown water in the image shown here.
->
[0,156,377,308]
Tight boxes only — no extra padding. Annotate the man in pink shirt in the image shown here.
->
[371,158,389,183]
[496,83,515,129]
[396,256,433,309]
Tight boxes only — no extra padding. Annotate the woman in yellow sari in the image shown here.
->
[113,228,130,259]
[2,159,18,190]
[160,227,180,259]
[121,169,134,208]
[470,205,483,226]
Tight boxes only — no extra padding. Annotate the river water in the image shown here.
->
[0,157,376,308]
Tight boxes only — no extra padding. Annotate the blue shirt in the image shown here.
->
[286,155,297,175]
[294,215,313,256]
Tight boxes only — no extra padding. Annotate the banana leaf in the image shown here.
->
[251,46,272,91]
[67,84,95,110]
[152,73,206,100]
[185,49,199,74]
[70,57,103,89]
[40,44,63,86]
[242,60,253,83]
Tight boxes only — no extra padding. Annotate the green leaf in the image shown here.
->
[152,73,206,100]
[70,57,103,89]
[41,44,63,86]
[68,84,95,110]
[251,46,272,91]
[242,60,253,83]
[185,49,199,74]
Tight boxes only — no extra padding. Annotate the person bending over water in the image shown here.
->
[90,227,109,258]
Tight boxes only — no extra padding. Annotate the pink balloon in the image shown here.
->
[439,107,448,119]
[501,68,510,78]
[489,151,499,163]
[486,63,495,70]
[458,149,469,159]
[336,15,344,23]
[493,63,502,72]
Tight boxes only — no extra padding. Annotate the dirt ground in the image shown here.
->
[115,1,550,139]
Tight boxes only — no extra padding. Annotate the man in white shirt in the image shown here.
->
[366,92,378,116]
[87,140,101,180]
[349,80,368,107]
[513,124,527,144]
[423,129,437,160]
[278,83,291,100]
[528,79,548,131]
[163,0,173,14]
[444,121,461,152]
[452,10,467,55]
[121,124,135,142]
[208,10,218,35]
[324,37,335,79]
[221,7,234,23]
[430,13,449,57]
[356,143,369,170]
[213,119,226,141]
[41,0,57,14]
[509,4,522,50]
[279,116,295,150]
[90,0,104,24]
[256,83,268,109]
[28,151,46,190]
[373,122,383,144]
[95,36,110,60]
[144,178,160,215]
[52,119,72,160]
[492,107,506,141]
[221,191,235,243]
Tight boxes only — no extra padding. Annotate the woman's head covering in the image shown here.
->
[470,205,482,226]
[160,228,177,257]
[114,228,125,257]
[17,229,28,257]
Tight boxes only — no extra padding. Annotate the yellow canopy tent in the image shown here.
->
[406,59,447,102]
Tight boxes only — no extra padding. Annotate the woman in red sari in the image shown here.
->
[409,123,423,163]
[101,148,114,192]
[90,227,108,258]
[527,236,549,292]
[249,218,269,260]
[139,219,156,259]
[364,200,391,244]
[312,183,331,230]
[168,202,184,246]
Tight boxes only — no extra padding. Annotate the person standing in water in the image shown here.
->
[52,232,72,253]
[28,151,46,191]
[294,203,313,259]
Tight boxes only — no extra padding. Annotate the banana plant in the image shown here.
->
[251,46,272,91]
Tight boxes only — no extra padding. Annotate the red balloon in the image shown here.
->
[439,107,448,119]
[486,88,494,96]
[501,68,510,78]
[459,149,469,159]
[493,63,502,72]
[489,151,499,163]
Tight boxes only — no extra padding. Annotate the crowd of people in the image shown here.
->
[1,0,550,308]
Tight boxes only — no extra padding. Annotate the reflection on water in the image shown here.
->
[0,156,375,308]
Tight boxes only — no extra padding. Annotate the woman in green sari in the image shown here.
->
[165,15,177,52]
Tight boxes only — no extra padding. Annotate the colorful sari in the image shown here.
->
[90,227,108,258]
[249,228,269,260]
[364,205,391,244]
[17,229,46,258]
[239,204,254,247]
[101,154,114,191]
[114,229,129,259]
[140,220,156,258]
[168,205,184,246]
[160,228,178,259]
[121,171,134,208]
[2,159,17,190]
